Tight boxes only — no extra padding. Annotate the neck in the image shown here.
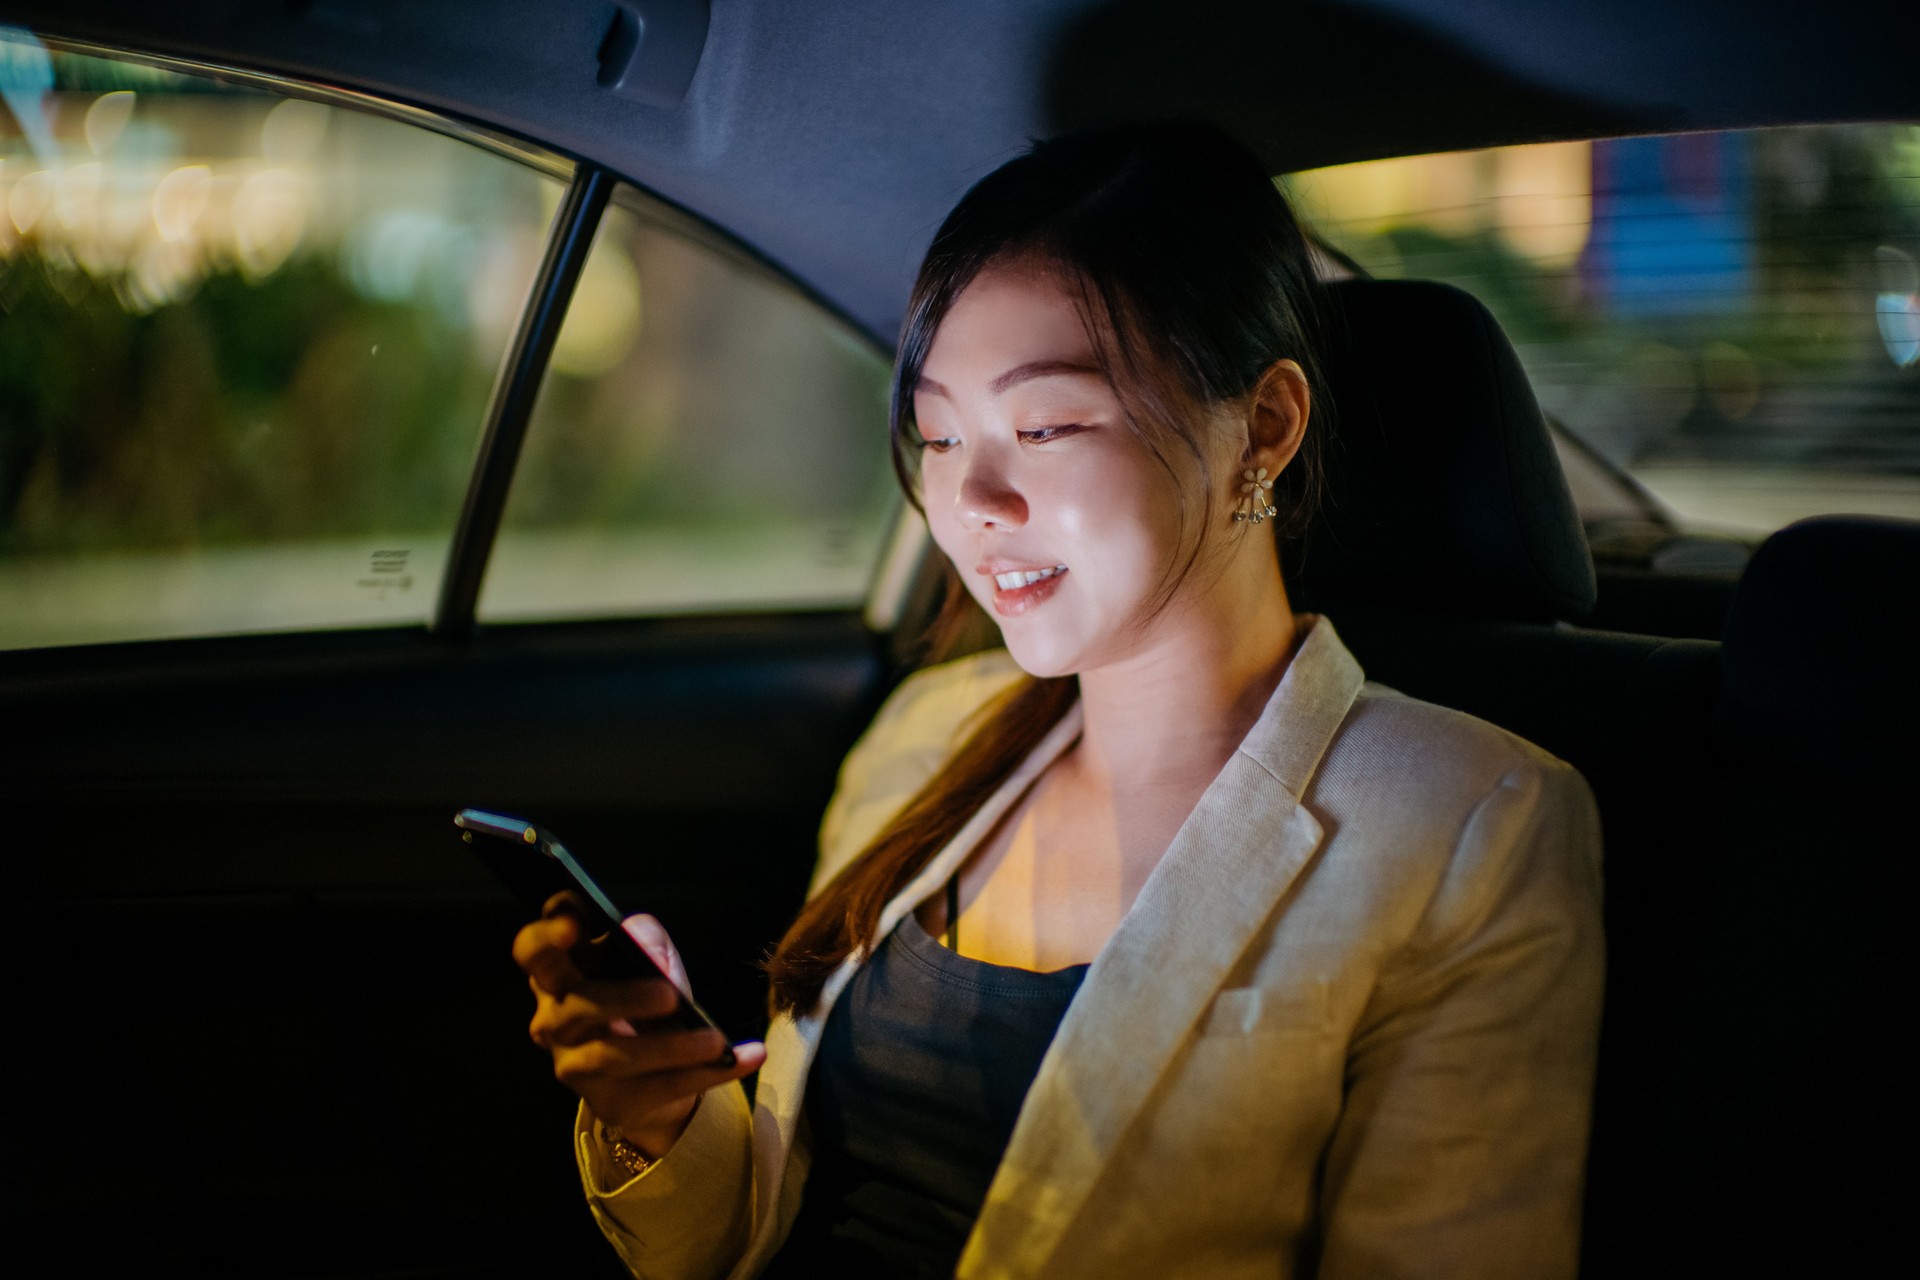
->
[1070,561,1301,795]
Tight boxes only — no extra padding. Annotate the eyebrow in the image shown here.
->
[915,360,1105,399]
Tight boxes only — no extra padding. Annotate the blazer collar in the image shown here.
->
[961,617,1365,1277]
[743,620,1365,1275]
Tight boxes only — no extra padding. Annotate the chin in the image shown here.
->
[996,626,1086,680]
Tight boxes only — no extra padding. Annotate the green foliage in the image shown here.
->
[0,250,491,555]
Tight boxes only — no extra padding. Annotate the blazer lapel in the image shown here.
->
[961,620,1365,1278]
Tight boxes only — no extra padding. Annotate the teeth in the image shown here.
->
[994,566,1065,590]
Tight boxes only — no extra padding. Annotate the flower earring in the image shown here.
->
[1232,467,1278,524]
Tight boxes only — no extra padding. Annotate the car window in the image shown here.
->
[476,186,897,623]
[0,32,563,650]
[1284,124,1920,539]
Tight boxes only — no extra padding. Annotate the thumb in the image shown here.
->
[621,913,691,997]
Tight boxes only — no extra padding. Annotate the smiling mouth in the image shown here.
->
[992,565,1066,590]
[988,565,1068,617]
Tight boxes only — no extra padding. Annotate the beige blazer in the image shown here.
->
[573,618,1605,1280]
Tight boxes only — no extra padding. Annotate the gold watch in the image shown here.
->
[602,1125,656,1177]
[599,1096,699,1177]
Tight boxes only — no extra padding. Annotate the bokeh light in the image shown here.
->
[151,163,211,241]
[551,243,642,377]
[231,166,307,278]
[83,89,134,154]
[9,164,52,232]
[260,97,330,165]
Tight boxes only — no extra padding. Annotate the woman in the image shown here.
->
[514,122,1604,1280]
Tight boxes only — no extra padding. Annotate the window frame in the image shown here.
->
[4,32,918,653]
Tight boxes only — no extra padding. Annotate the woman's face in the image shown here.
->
[913,261,1231,678]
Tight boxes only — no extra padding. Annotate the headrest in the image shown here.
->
[1289,278,1596,622]
[1719,516,1920,777]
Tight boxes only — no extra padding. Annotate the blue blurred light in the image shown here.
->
[0,27,58,162]
[1878,293,1919,369]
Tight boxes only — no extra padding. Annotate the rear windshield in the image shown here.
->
[1285,124,1920,540]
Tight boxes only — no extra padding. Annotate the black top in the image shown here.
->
[764,896,1089,1279]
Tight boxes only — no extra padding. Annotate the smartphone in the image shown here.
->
[456,808,734,1064]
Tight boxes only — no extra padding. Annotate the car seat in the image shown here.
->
[1624,514,1918,1275]
[1291,277,1762,1277]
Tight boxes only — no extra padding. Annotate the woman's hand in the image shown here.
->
[514,893,766,1159]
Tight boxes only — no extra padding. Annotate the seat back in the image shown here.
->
[1295,278,1596,623]
[1297,277,1730,1277]
[1628,516,1919,1273]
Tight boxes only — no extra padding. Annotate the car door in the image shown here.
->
[2,33,915,1277]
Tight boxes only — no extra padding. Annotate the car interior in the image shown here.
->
[4,2,1914,1277]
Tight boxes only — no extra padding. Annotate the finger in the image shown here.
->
[621,914,690,997]
[513,912,580,963]
[542,890,589,921]
[560,1041,768,1120]
[530,978,682,1048]
[513,915,583,994]
[530,996,598,1051]
[614,1042,770,1113]
[551,1028,734,1084]
[572,975,684,1019]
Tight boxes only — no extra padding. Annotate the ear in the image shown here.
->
[1243,358,1311,476]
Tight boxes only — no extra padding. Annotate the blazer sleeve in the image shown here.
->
[572,1083,755,1280]
[1316,757,1606,1280]
[571,649,1027,1278]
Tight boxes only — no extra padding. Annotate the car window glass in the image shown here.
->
[0,33,563,650]
[476,187,896,622]
[1285,124,1920,539]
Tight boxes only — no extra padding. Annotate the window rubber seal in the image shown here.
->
[432,163,615,638]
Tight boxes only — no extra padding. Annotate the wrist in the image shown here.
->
[600,1094,701,1171]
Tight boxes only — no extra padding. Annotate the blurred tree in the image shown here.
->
[0,249,487,555]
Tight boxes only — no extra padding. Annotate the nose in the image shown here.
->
[956,450,1028,531]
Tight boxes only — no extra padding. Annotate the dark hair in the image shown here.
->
[767,121,1330,1016]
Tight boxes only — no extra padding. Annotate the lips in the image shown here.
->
[986,564,1068,617]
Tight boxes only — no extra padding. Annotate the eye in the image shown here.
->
[918,435,960,453]
[1019,423,1086,444]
